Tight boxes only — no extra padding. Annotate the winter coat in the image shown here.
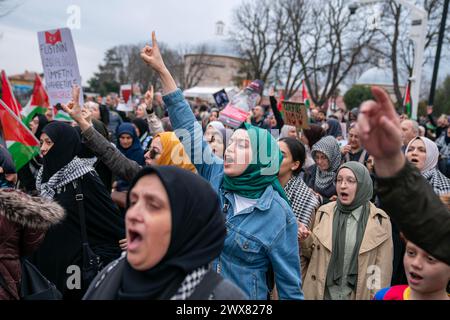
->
[83,255,247,300]
[301,202,393,300]
[0,189,65,300]
[31,172,125,300]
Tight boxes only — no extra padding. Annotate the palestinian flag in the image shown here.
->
[54,110,73,122]
[0,99,40,170]
[21,73,50,125]
[302,80,313,109]
[1,70,22,117]
[403,81,412,118]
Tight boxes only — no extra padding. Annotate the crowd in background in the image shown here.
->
[0,32,449,301]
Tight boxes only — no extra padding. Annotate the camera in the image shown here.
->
[348,2,359,15]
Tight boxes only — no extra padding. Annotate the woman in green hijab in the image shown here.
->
[136,36,303,299]
[301,161,393,300]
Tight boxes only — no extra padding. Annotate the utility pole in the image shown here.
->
[428,0,449,109]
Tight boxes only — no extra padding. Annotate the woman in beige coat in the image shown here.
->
[301,161,393,300]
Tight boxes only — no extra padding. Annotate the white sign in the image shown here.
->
[38,27,83,107]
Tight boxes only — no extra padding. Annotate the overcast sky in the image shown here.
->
[0,0,243,85]
[1,0,448,92]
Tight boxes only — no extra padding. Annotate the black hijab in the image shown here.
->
[76,119,110,159]
[326,119,342,138]
[132,118,150,139]
[34,114,49,140]
[41,122,81,183]
[118,166,226,300]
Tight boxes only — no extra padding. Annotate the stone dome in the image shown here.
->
[357,67,407,86]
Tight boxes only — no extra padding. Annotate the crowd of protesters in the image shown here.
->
[0,31,449,301]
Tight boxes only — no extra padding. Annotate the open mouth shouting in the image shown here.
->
[127,228,144,252]
[410,158,420,166]
[224,155,234,166]
[339,192,349,201]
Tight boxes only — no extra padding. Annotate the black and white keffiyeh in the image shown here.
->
[406,136,450,196]
[311,136,342,190]
[170,265,209,300]
[423,169,450,196]
[285,175,320,227]
[36,156,97,200]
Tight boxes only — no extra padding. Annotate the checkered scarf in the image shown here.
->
[170,265,209,300]
[311,136,342,191]
[284,175,320,227]
[423,168,450,196]
[36,156,97,200]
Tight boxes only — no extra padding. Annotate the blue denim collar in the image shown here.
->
[222,186,274,216]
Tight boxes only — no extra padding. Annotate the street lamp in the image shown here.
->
[349,0,428,120]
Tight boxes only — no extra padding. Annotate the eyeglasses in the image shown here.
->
[336,177,357,185]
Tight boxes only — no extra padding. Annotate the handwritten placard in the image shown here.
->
[282,101,309,130]
[38,28,83,107]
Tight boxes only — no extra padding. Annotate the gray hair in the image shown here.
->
[403,119,420,136]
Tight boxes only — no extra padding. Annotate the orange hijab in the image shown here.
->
[154,132,197,173]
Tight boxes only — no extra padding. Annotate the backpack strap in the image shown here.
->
[74,179,89,246]
[187,270,223,300]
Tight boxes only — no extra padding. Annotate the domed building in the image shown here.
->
[356,65,407,103]
[183,21,248,103]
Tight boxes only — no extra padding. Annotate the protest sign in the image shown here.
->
[282,101,309,130]
[213,89,229,108]
[218,80,264,129]
[120,84,132,104]
[38,28,83,110]
[218,104,249,128]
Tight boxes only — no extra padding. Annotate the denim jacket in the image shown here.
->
[165,89,303,300]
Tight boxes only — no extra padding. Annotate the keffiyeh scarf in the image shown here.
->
[284,175,320,227]
[36,156,97,200]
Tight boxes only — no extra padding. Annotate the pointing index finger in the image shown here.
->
[72,85,80,105]
[371,86,397,119]
[152,31,158,48]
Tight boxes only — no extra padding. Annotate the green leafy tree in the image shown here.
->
[343,85,373,111]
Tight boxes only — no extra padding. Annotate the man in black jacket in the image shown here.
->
[357,86,450,266]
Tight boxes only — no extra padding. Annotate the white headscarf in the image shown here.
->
[405,136,439,173]
[405,136,450,195]
[279,125,297,139]
[206,121,225,134]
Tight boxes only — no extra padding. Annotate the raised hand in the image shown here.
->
[61,85,91,131]
[144,85,154,110]
[140,31,166,73]
[81,106,93,124]
[269,86,275,97]
[357,86,405,176]
[61,85,83,122]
